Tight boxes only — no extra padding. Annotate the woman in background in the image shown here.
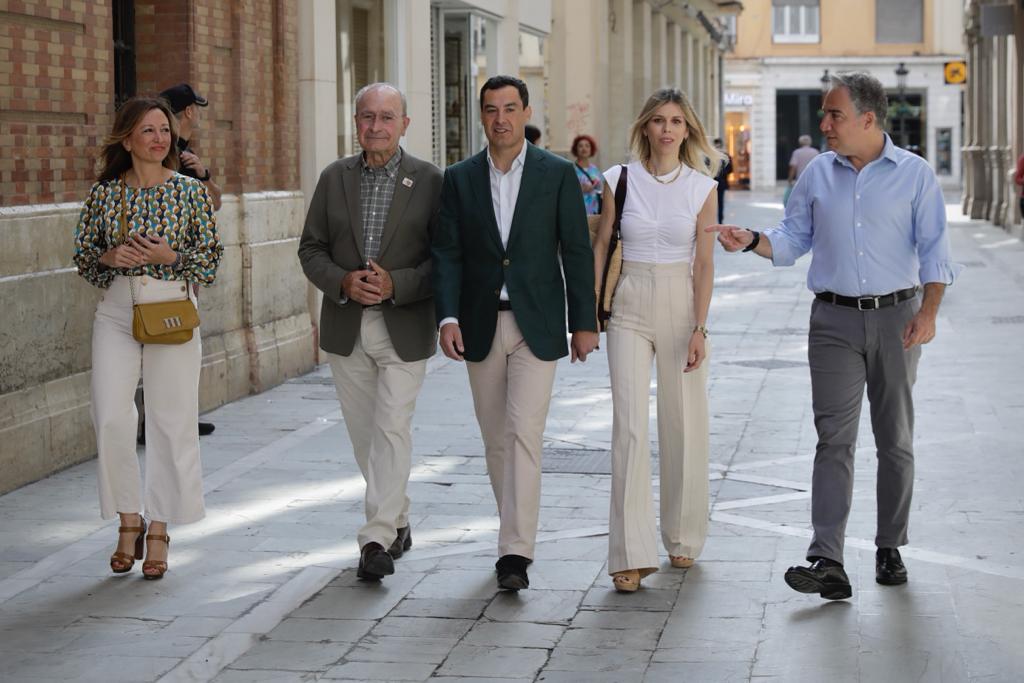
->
[572,134,603,215]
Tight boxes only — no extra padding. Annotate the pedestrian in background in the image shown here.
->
[525,124,541,146]
[73,96,223,579]
[157,83,222,440]
[572,134,603,215]
[1014,150,1024,220]
[712,137,732,223]
[709,72,961,601]
[784,134,818,206]
[592,88,721,593]
[298,83,442,583]
[433,75,598,591]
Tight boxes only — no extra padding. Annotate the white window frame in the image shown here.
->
[772,4,820,44]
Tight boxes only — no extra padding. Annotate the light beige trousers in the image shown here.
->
[466,311,557,559]
[92,275,205,524]
[327,310,427,549]
[606,261,710,575]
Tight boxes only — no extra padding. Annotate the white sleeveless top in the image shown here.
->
[603,161,717,264]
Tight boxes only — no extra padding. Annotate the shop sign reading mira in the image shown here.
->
[724,92,754,107]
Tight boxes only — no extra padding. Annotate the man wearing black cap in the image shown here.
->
[159,83,223,211]
[145,83,220,440]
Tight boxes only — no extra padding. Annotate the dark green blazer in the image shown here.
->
[298,150,442,362]
[432,144,597,362]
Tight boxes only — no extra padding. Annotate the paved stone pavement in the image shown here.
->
[1,190,1023,683]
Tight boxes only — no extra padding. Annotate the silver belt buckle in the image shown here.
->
[857,296,879,311]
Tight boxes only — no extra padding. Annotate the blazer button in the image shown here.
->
[494,289,499,295]
[502,258,510,266]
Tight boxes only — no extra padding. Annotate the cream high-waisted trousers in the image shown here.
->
[91,275,204,524]
[606,261,710,575]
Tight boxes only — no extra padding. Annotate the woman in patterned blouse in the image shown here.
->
[572,134,603,216]
[74,96,223,579]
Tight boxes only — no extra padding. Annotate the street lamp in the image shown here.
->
[894,62,909,148]
[820,68,830,93]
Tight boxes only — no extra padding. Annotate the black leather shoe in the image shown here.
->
[357,542,395,581]
[784,558,852,600]
[495,554,531,591]
[388,526,412,560]
[198,421,216,436]
[875,548,908,586]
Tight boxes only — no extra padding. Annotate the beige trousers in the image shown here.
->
[466,311,557,559]
[92,275,205,524]
[606,261,710,575]
[327,310,427,549]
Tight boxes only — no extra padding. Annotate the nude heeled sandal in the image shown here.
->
[142,533,170,580]
[110,520,146,573]
[612,567,657,593]
[670,555,695,568]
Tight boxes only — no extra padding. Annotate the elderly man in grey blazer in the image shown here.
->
[299,83,442,582]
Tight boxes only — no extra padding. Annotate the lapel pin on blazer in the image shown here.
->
[402,177,414,188]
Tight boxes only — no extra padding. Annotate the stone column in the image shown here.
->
[652,11,667,89]
[670,22,683,89]
[633,0,652,104]
[990,35,1008,226]
[608,0,635,163]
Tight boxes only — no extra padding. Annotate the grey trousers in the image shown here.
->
[806,296,921,564]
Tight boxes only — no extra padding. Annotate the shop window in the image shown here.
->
[772,0,819,44]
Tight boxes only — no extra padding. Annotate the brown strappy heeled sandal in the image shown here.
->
[142,533,170,580]
[110,519,146,573]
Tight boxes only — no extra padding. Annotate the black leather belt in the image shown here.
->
[498,300,512,311]
[815,287,917,311]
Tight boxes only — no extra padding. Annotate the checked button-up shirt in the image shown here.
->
[360,149,402,264]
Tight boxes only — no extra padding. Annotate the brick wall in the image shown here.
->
[0,0,114,205]
[0,0,299,208]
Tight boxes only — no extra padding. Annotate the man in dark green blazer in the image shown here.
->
[299,83,442,583]
[433,76,599,590]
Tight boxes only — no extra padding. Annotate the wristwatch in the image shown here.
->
[693,325,709,338]
[199,169,211,182]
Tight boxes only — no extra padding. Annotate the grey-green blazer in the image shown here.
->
[298,150,442,362]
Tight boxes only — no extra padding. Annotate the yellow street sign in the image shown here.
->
[944,61,967,85]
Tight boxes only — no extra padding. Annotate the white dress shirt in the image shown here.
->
[440,141,528,330]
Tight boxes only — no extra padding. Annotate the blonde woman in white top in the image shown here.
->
[592,88,723,592]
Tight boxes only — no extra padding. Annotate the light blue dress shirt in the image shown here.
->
[764,134,962,297]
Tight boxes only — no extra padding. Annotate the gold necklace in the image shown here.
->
[645,160,683,184]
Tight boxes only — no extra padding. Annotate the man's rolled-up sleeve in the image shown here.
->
[913,167,963,286]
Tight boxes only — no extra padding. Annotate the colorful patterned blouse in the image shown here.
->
[574,162,603,215]
[74,173,222,289]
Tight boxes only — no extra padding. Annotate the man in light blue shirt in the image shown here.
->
[710,72,961,600]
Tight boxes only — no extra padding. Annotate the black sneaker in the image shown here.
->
[784,558,852,600]
[875,548,908,586]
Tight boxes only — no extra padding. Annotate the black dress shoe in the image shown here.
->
[388,526,412,560]
[784,558,852,600]
[357,542,395,581]
[875,547,908,586]
[198,421,216,436]
[495,554,531,591]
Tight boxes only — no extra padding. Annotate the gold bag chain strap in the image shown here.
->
[119,176,191,306]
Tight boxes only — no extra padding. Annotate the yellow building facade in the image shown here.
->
[724,0,965,190]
